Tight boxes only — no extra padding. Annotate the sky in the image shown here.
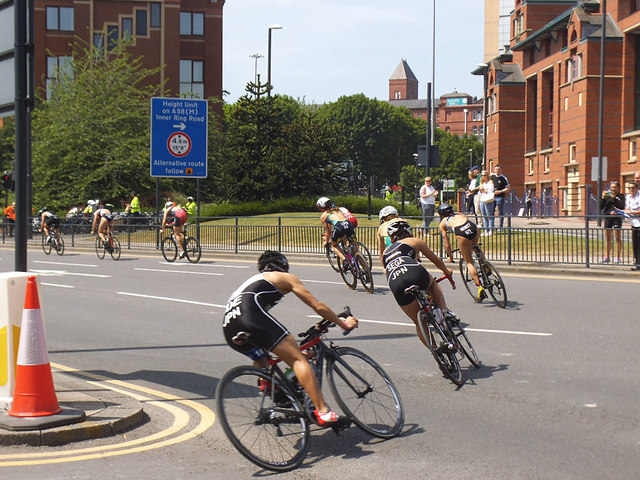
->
[222,0,485,105]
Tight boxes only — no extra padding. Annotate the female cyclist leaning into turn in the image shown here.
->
[382,220,454,349]
[437,203,487,302]
[317,197,355,267]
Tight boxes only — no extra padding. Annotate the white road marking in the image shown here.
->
[157,261,249,269]
[33,260,98,268]
[42,283,75,288]
[31,269,111,278]
[117,291,225,308]
[306,315,552,336]
[135,267,223,276]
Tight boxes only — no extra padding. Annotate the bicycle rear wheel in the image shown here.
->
[459,256,480,301]
[325,244,340,272]
[355,253,374,293]
[110,236,121,260]
[417,311,463,385]
[184,237,201,263]
[42,234,52,255]
[215,366,309,472]
[161,237,178,262]
[448,317,481,368]
[484,260,507,308]
[95,237,105,259]
[357,241,373,271]
[337,257,357,290]
[327,346,404,438]
[55,234,64,256]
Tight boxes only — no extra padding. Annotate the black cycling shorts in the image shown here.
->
[387,263,432,307]
[101,214,114,223]
[331,220,355,243]
[223,297,290,361]
[44,216,60,228]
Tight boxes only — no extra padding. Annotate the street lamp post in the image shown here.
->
[249,53,263,85]
[463,108,468,135]
[469,148,473,168]
[267,24,282,97]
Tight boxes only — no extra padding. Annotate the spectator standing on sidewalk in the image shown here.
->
[4,201,15,237]
[625,181,640,271]
[491,164,510,229]
[466,166,480,221]
[419,177,438,233]
[478,171,495,235]
[185,196,197,218]
[600,181,625,264]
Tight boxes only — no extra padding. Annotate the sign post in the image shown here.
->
[150,97,208,178]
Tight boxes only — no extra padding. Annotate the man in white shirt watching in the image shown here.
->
[419,176,438,233]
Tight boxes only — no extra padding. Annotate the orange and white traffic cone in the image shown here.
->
[8,276,61,417]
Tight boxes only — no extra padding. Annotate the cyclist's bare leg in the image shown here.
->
[271,335,330,414]
[42,224,50,237]
[98,218,108,243]
[330,240,346,262]
[459,237,481,286]
[174,225,185,252]
[426,279,449,311]
[399,301,434,349]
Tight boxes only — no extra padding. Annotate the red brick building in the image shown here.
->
[475,0,640,214]
[34,0,224,101]
[387,59,484,138]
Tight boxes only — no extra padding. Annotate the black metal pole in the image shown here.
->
[596,0,607,227]
[426,82,432,177]
[14,0,27,271]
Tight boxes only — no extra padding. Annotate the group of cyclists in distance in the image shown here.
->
[222,196,488,429]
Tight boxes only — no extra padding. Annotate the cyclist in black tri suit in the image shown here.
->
[437,203,486,301]
[38,207,60,242]
[91,204,114,249]
[317,197,356,268]
[382,220,454,350]
[223,251,358,427]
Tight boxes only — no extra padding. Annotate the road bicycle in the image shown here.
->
[405,275,480,385]
[325,238,372,272]
[335,236,374,293]
[95,230,121,260]
[216,307,404,472]
[161,224,201,263]
[42,230,64,256]
[458,243,507,308]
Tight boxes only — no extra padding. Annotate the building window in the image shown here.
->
[151,3,161,28]
[544,154,550,172]
[122,18,133,39]
[136,10,148,36]
[567,54,582,82]
[513,14,523,37]
[180,12,204,36]
[578,92,583,106]
[46,55,73,99]
[472,125,478,136]
[93,33,104,54]
[46,6,74,31]
[394,91,401,99]
[528,157,534,175]
[479,126,484,137]
[180,60,204,98]
[569,143,577,163]
[631,139,638,162]
[107,25,119,51]
[564,97,568,111]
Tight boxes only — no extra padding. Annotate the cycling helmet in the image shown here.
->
[105,203,115,211]
[38,207,49,215]
[187,196,193,202]
[316,197,332,210]
[258,250,289,273]
[387,220,412,241]
[437,203,455,218]
[378,205,398,223]
[165,201,174,209]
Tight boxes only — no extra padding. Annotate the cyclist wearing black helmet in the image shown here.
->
[437,203,486,301]
[38,207,60,242]
[377,205,407,265]
[317,197,356,268]
[382,220,454,349]
[91,204,114,250]
[223,250,358,427]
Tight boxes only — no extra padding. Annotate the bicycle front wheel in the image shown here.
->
[215,366,310,472]
[448,317,481,368]
[484,260,507,308]
[325,244,340,272]
[355,253,374,293]
[337,257,357,290]
[357,241,373,271]
[327,346,404,438]
[110,236,121,260]
[55,234,64,256]
[184,237,201,263]
[42,234,52,255]
[161,237,178,262]
[95,237,105,259]
[417,311,463,385]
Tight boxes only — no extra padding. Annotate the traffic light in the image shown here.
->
[1,172,10,190]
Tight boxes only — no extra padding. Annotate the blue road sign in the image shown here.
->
[150,97,208,178]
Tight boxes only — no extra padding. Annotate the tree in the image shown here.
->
[430,129,483,191]
[31,38,165,210]
[0,118,14,176]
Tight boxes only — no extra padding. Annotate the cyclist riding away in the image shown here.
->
[377,206,407,265]
[223,251,358,427]
[91,204,114,250]
[382,220,455,349]
[38,208,60,242]
[162,201,188,259]
[317,197,356,269]
[437,203,487,302]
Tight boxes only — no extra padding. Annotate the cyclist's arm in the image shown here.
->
[161,209,169,230]
[378,233,386,266]
[415,240,452,278]
[91,212,98,233]
[438,221,453,261]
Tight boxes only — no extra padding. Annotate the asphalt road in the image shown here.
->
[0,247,638,479]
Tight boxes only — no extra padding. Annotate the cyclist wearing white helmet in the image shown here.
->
[223,251,358,427]
[377,205,407,265]
[316,197,356,268]
[162,201,188,258]
[382,220,454,349]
